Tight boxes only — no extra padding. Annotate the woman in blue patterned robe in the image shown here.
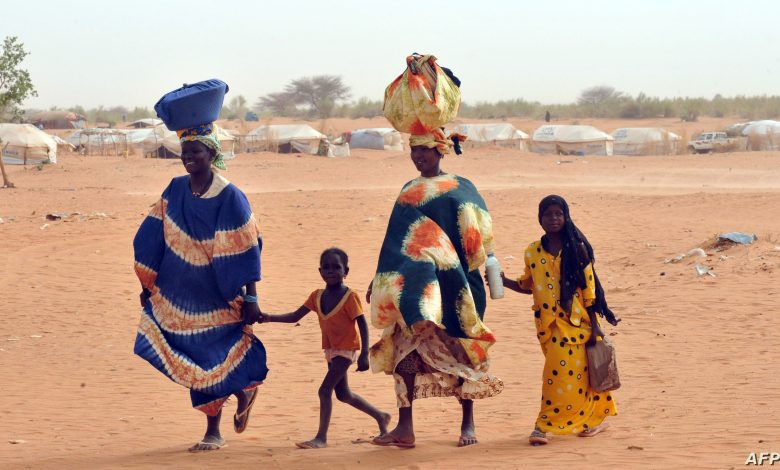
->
[133,127,267,452]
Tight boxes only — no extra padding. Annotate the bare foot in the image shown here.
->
[377,412,392,435]
[295,438,327,449]
[188,434,226,452]
[457,431,478,447]
[578,422,609,437]
[458,422,478,447]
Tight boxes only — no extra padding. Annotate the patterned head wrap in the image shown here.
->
[177,123,226,170]
[408,128,467,156]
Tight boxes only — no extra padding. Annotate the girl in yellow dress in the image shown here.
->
[499,195,619,445]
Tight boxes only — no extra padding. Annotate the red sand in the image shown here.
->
[1,130,779,469]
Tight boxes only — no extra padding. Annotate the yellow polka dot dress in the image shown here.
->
[518,240,616,434]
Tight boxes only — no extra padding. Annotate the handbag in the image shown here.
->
[586,336,621,392]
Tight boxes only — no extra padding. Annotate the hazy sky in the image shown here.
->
[4,0,780,110]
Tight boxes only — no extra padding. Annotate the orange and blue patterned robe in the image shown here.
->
[133,176,268,415]
[370,174,497,370]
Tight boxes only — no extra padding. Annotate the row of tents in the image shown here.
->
[4,120,779,165]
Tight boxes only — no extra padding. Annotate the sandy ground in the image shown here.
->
[1,141,779,469]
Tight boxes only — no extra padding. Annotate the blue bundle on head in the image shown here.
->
[154,79,230,169]
[154,79,229,132]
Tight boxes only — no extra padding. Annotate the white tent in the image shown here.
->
[612,128,681,155]
[247,124,325,154]
[531,125,614,156]
[67,128,127,147]
[139,125,236,159]
[66,128,130,156]
[348,128,403,151]
[741,120,780,150]
[450,123,529,150]
[128,118,163,128]
[0,123,57,165]
[47,134,76,152]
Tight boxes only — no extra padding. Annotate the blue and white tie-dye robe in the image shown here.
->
[133,175,268,415]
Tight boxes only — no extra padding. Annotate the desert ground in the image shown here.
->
[1,118,779,469]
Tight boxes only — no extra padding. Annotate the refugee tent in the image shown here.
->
[531,125,613,156]
[612,128,681,155]
[246,124,326,154]
[741,120,780,150]
[50,134,76,152]
[67,129,129,156]
[139,125,236,159]
[450,123,529,150]
[0,123,58,164]
[27,111,86,129]
[128,118,163,128]
[125,128,156,145]
[347,128,403,151]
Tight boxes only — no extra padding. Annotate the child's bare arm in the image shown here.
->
[356,315,370,372]
[586,306,605,344]
[262,305,310,323]
[500,272,532,294]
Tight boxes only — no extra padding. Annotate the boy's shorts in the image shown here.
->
[324,348,359,363]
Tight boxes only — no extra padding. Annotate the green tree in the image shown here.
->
[0,36,37,122]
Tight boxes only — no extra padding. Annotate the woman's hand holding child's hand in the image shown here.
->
[242,300,262,324]
[357,351,370,372]
[139,289,150,307]
[365,281,373,304]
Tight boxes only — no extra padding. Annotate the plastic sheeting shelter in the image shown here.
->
[28,111,86,129]
[742,120,780,151]
[138,125,236,159]
[347,128,403,151]
[246,124,326,154]
[0,123,57,165]
[612,128,681,155]
[128,118,163,128]
[67,129,129,156]
[450,123,529,150]
[531,125,613,156]
[50,134,76,152]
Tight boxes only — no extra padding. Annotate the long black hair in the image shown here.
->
[538,195,619,326]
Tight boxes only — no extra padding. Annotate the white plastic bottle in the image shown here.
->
[484,253,505,300]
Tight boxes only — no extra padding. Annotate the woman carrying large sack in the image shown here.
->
[368,56,503,448]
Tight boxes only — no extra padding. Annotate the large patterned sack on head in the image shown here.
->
[383,54,461,135]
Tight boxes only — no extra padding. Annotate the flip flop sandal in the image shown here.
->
[371,434,416,449]
[529,429,548,446]
[188,440,226,452]
[578,422,609,437]
[233,387,259,434]
[295,440,325,449]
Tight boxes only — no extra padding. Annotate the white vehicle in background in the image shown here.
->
[687,132,737,154]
